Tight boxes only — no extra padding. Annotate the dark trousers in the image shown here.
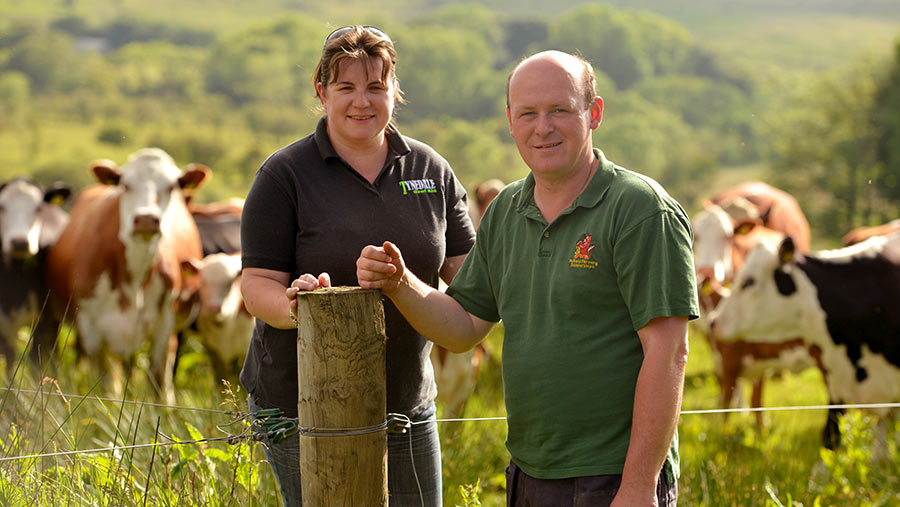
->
[506,460,677,507]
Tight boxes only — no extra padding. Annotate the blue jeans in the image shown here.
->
[249,395,442,506]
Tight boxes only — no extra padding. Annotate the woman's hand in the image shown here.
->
[286,272,331,317]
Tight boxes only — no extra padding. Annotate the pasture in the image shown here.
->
[1,321,897,506]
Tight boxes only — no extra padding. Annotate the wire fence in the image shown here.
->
[2,385,898,463]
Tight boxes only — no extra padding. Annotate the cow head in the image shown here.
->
[475,179,504,213]
[693,204,734,305]
[183,253,245,323]
[716,195,760,223]
[92,148,210,244]
[710,237,814,343]
[0,178,71,259]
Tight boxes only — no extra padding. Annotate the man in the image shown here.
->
[356,50,698,506]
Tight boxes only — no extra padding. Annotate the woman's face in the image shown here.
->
[316,58,397,150]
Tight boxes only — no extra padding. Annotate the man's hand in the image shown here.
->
[286,272,331,314]
[357,241,405,293]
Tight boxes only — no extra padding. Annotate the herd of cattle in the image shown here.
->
[1,148,897,448]
[694,181,900,448]
[0,148,248,403]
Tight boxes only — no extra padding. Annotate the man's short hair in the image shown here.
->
[506,51,597,111]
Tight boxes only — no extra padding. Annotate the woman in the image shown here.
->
[239,25,475,506]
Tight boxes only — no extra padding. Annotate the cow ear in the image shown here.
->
[181,259,201,280]
[91,160,121,185]
[179,164,211,190]
[777,237,796,266]
[44,183,71,206]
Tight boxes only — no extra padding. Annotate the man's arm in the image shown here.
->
[613,315,689,507]
[358,242,493,352]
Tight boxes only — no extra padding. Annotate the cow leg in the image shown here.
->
[105,352,127,400]
[716,344,741,422]
[172,330,191,383]
[750,378,764,428]
[822,406,844,450]
[0,332,17,380]
[149,333,178,406]
[207,349,230,390]
[718,373,738,422]
[29,314,61,374]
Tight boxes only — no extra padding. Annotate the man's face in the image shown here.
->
[507,57,601,181]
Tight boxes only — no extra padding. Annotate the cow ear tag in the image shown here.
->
[777,237,796,265]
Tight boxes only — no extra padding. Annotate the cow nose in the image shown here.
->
[10,238,30,253]
[8,237,34,259]
[133,214,161,237]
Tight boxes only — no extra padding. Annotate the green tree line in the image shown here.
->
[1,2,897,241]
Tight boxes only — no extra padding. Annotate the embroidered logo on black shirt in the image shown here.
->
[399,179,437,195]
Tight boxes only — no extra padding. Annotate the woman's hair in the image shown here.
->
[313,26,404,102]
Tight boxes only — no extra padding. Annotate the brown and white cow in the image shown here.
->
[692,182,817,426]
[45,148,209,403]
[430,341,486,418]
[188,198,243,257]
[180,252,253,386]
[710,232,900,446]
[468,178,504,230]
[842,219,900,247]
[0,178,70,374]
[174,198,246,383]
[695,182,812,294]
[428,179,503,416]
[710,181,811,251]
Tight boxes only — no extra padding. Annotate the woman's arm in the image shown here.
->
[240,267,294,329]
[439,253,467,285]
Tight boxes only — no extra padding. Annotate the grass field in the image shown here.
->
[1,320,897,506]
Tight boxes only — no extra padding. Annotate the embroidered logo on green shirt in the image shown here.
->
[570,233,598,269]
[399,179,437,195]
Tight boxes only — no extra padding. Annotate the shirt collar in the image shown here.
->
[314,117,411,164]
[576,148,614,209]
[515,148,613,214]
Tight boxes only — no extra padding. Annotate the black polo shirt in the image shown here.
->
[240,118,476,417]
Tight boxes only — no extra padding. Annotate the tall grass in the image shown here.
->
[1,323,897,506]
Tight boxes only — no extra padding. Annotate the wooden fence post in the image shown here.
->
[295,287,387,506]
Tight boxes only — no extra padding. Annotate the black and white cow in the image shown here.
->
[0,178,70,374]
[710,232,900,446]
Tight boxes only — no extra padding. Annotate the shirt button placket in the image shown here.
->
[539,228,552,257]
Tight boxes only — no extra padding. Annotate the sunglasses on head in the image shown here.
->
[323,25,392,47]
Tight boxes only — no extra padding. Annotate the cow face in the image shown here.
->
[710,237,817,343]
[0,178,70,259]
[693,204,734,291]
[193,253,243,318]
[92,148,209,244]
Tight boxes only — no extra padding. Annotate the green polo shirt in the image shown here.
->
[447,149,699,482]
